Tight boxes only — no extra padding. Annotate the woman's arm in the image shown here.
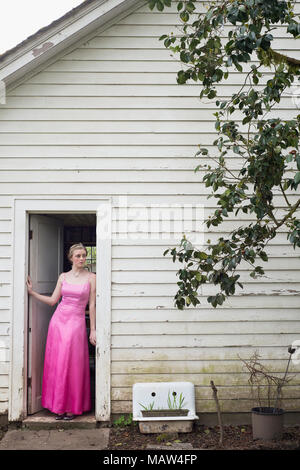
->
[88,273,96,346]
[27,274,63,307]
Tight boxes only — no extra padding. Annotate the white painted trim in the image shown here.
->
[9,196,112,422]
[96,203,112,420]
[0,0,144,87]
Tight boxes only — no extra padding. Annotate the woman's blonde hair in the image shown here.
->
[68,243,87,262]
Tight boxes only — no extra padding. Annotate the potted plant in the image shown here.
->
[240,347,295,440]
[139,390,189,417]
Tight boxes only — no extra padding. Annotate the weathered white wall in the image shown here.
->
[0,1,300,416]
[0,198,11,413]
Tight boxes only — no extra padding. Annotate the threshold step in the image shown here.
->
[22,410,97,429]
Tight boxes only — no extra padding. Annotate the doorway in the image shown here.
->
[27,212,97,416]
[10,196,111,422]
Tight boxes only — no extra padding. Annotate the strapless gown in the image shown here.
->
[41,279,91,415]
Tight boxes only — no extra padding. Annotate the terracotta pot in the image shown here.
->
[141,409,189,417]
[251,407,284,440]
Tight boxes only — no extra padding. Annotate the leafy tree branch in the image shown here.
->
[149,0,300,308]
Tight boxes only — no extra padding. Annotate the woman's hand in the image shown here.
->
[25,275,62,306]
[26,276,33,295]
[89,329,96,346]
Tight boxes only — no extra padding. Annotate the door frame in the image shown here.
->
[9,196,112,422]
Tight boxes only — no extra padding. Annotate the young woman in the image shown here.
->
[26,243,96,420]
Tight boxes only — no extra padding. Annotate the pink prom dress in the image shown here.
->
[41,274,91,415]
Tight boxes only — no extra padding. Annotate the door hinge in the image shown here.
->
[29,230,33,240]
[28,377,32,388]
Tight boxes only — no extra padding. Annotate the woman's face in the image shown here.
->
[71,249,87,268]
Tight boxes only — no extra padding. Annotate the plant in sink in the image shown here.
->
[139,391,189,417]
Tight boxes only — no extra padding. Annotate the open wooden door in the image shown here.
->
[27,214,64,415]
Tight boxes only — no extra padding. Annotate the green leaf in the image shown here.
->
[180,10,189,22]
[206,8,214,21]
[295,172,300,184]
[186,1,195,13]
[178,69,189,84]
[242,116,251,125]
[180,51,190,63]
[259,251,268,262]
[235,61,243,72]
[148,0,156,10]
[287,22,300,38]
[156,0,164,11]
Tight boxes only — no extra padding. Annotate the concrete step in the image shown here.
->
[22,409,98,430]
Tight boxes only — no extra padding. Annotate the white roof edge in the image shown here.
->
[0,0,144,86]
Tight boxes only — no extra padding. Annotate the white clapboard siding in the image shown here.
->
[2,95,295,110]
[111,282,300,296]
[0,1,300,417]
[0,120,272,133]
[112,321,300,336]
[112,270,300,284]
[0,375,8,388]
[0,311,10,323]
[111,346,298,361]
[0,156,264,169]
[25,71,287,86]
[0,108,297,122]
[81,34,300,48]
[111,381,300,413]
[111,242,300,258]
[0,197,13,411]
[8,83,295,97]
[0,389,8,408]
[111,385,300,402]
[111,294,300,309]
[111,310,300,324]
[0,204,11,408]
